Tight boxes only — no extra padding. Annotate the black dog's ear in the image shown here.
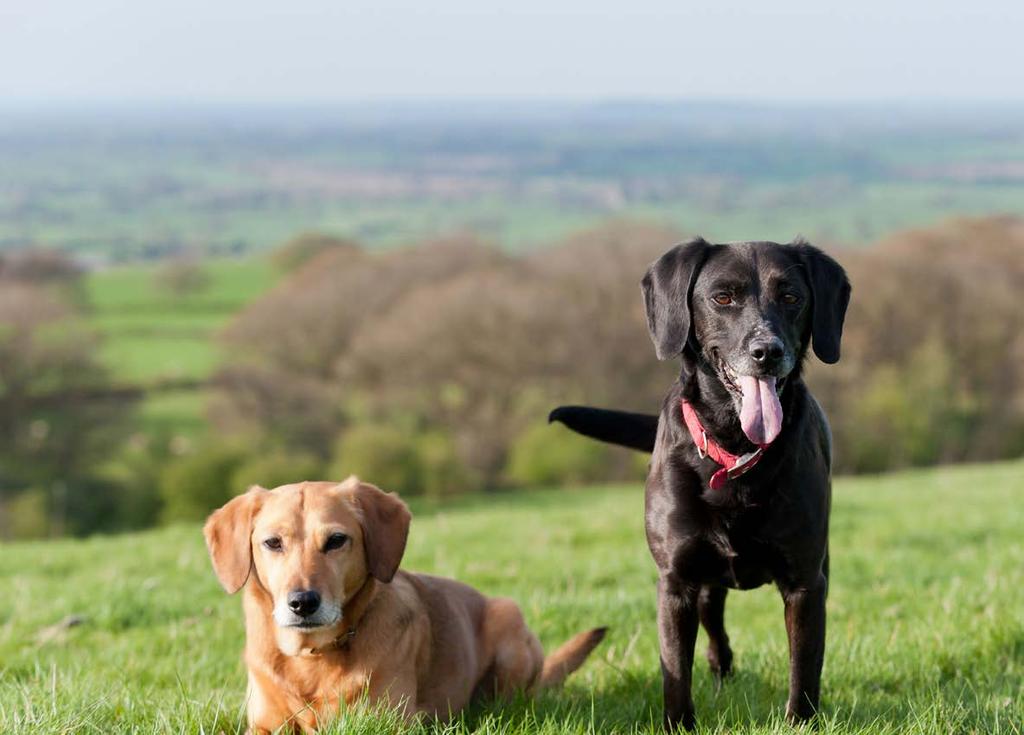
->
[641,238,713,360]
[794,241,851,364]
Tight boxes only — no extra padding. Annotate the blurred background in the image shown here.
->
[2,0,1024,540]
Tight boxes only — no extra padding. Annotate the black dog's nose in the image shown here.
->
[287,590,321,617]
[749,337,785,367]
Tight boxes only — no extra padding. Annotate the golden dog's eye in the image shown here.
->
[263,537,282,552]
[781,293,800,305]
[712,293,733,306]
[323,533,349,552]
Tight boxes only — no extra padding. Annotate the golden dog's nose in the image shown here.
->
[287,590,321,617]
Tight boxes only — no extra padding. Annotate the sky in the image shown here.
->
[2,0,1023,105]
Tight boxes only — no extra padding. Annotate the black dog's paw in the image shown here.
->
[785,700,821,728]
[707,644,733,685]
[663,711,697,732]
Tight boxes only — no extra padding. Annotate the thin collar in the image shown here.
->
[303,576,378,655]
[680,399,771,490]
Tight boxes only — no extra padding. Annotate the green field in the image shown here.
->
[2,461,1022,734]
[85,258,278,434]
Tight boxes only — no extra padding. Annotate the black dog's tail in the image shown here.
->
[548,405,659,453]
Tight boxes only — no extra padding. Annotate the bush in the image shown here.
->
[0,476,158,540]
[103,433,179,531]
[159,443,248,522]
[2,490,49,539]
[231,450,324,491]
[505,423,615,488]
[329,425,478,497]
[62,477,134,536]
[415,430,480,498]
[841,337,973,473]
[330,425,423,496]
[153,256,210,298]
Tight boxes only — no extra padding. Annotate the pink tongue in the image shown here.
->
[737,375,783,446]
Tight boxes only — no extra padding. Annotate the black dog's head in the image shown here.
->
[642,238,850,445]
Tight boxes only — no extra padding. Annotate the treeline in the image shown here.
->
[196,225,673,516]
[184,216,1024,518]
[2,217,1023,538]
[813,216,1024,471]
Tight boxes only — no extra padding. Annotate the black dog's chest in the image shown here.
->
[703,530,775,589]
[649,469,783,590]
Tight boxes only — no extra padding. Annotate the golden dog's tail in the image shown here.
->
[538,626,607,688]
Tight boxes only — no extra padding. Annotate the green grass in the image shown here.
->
[2,461,1022,733]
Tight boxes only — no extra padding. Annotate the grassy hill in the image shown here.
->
[1,461,1021,734]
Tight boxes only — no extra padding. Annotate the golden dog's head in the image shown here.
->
[204,477,410,653]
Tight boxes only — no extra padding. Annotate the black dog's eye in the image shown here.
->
[263,537,283,552]
[712,293,733,306]
[323,533,349,552]
[781,293,800,305]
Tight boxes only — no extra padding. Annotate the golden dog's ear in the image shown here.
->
[345,478,411,583]
[204,486,267,594]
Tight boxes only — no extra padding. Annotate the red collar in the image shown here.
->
[680,399,770,490]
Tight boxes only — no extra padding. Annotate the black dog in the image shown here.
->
[551,238,850,730]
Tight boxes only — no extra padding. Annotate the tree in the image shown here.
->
[808,215,1024,471]
[0,247,85,305]
[0,248,82,285]
[153,255,210,298]
[0,284,135,538]
[212,234,507,457]
[215,224,675,486]
[270,232,363,273]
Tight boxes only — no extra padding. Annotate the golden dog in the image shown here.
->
[204,478,605,733]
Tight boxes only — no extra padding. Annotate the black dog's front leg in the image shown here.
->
[781,577,827,722]
[657,575,700,731]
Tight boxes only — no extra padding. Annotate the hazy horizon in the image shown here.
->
[4,98,1024,136]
